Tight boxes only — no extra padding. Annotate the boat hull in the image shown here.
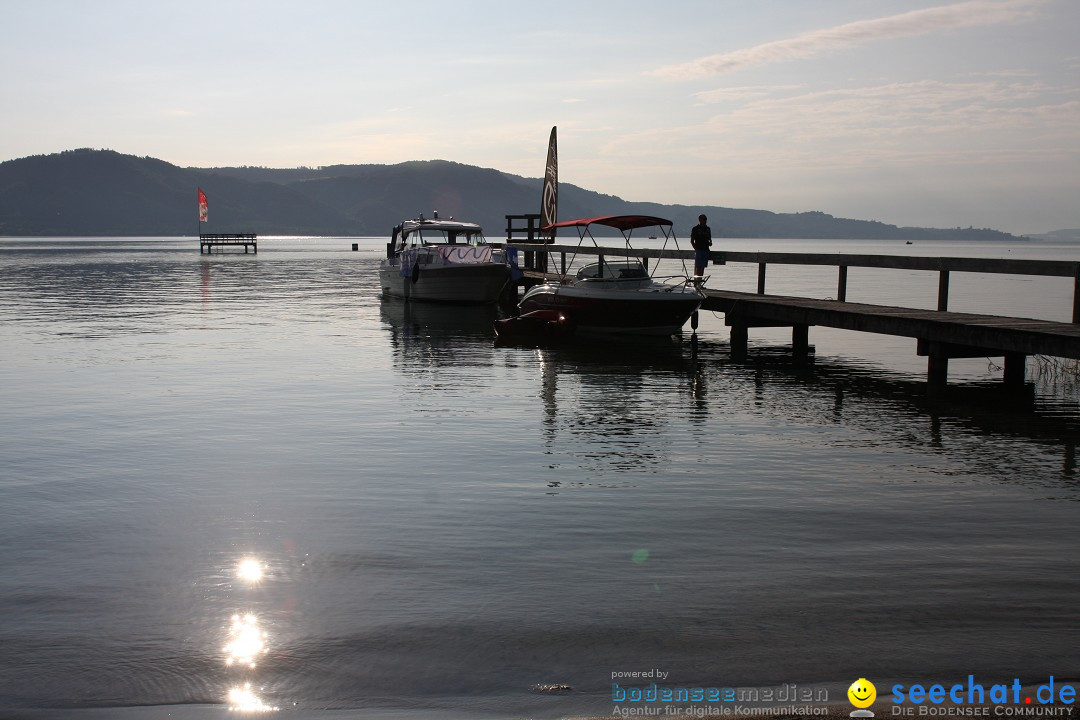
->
[519,283,701,336]
[379,263,511,304]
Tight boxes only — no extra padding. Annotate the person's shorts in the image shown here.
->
[694,249,710,267]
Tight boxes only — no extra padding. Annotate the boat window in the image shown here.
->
[577,261,646,280]
[404,228,487,246]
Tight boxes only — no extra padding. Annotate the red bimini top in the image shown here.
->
[541,215,673,233]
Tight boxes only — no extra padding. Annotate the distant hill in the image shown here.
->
[0,148,1026,241]
[1024,229,1080,242]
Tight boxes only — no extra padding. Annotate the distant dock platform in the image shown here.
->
[200,233,257,254]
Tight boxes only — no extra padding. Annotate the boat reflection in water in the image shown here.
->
[380,298,501,372]
[530,337,706,479]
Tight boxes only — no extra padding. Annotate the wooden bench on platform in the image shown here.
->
[200,233,257,254]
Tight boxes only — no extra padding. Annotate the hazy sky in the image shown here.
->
[2,0,1077,233]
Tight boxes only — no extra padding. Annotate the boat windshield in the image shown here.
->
[576,260,649,281]
[404,227,487,247]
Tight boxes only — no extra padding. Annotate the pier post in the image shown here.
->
[792,324,810,363]
[837,266,848,302]
[757,263,767,294]
[730,323,748,361]
[1003,352,1026,387]
[926,341,949,388]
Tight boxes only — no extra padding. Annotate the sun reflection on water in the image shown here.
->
[224,613,268,668]
[227,682,278,712]
[236,558,264,583]
[219,554,283,711]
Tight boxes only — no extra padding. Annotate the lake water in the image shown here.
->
[1,237,1078,720]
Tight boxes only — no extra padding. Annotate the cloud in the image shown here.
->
[587,75,1080,186]
[651,0,1046,80]
[699,78,1080,152]
[694,85,804,104]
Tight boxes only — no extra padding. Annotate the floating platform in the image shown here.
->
[200,233,257,254]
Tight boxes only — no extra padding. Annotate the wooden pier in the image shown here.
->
[200,233,257,254]
[507,242,1080,389]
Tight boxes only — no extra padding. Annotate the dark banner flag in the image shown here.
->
[540,126,557,238]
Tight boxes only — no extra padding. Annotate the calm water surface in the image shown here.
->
[0,237,1078,719]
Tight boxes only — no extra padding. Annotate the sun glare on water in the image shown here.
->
[228,682,278,712]
[237,558,264,582]
[224,614,268,668]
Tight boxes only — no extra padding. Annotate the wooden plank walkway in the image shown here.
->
[703,288,1080,363]
[200,233,257,254]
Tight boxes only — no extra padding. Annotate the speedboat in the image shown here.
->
[379,214,513,304]
[518,215,704,336]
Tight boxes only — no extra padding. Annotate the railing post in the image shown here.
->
[837,265,848,302]
[937,269,950,311]
[1073,265,1079,323]
[757,263,767,294]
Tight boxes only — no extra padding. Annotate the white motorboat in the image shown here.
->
[379,214,512,304]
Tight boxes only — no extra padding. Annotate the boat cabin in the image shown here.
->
[388,216,487,257]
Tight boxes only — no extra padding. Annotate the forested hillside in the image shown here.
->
[0,149,1023,241]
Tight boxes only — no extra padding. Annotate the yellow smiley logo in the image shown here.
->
[848,678,877,709]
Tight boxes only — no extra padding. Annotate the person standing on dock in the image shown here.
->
[691,214,712,277]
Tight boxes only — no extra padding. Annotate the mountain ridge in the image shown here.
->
[0,149,1026,241]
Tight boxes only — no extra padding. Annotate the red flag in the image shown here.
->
[198,188,208,223]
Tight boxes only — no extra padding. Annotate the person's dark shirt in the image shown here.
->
[691,223,712,249]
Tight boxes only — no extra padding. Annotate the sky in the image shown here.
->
[1,0,1077,234]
